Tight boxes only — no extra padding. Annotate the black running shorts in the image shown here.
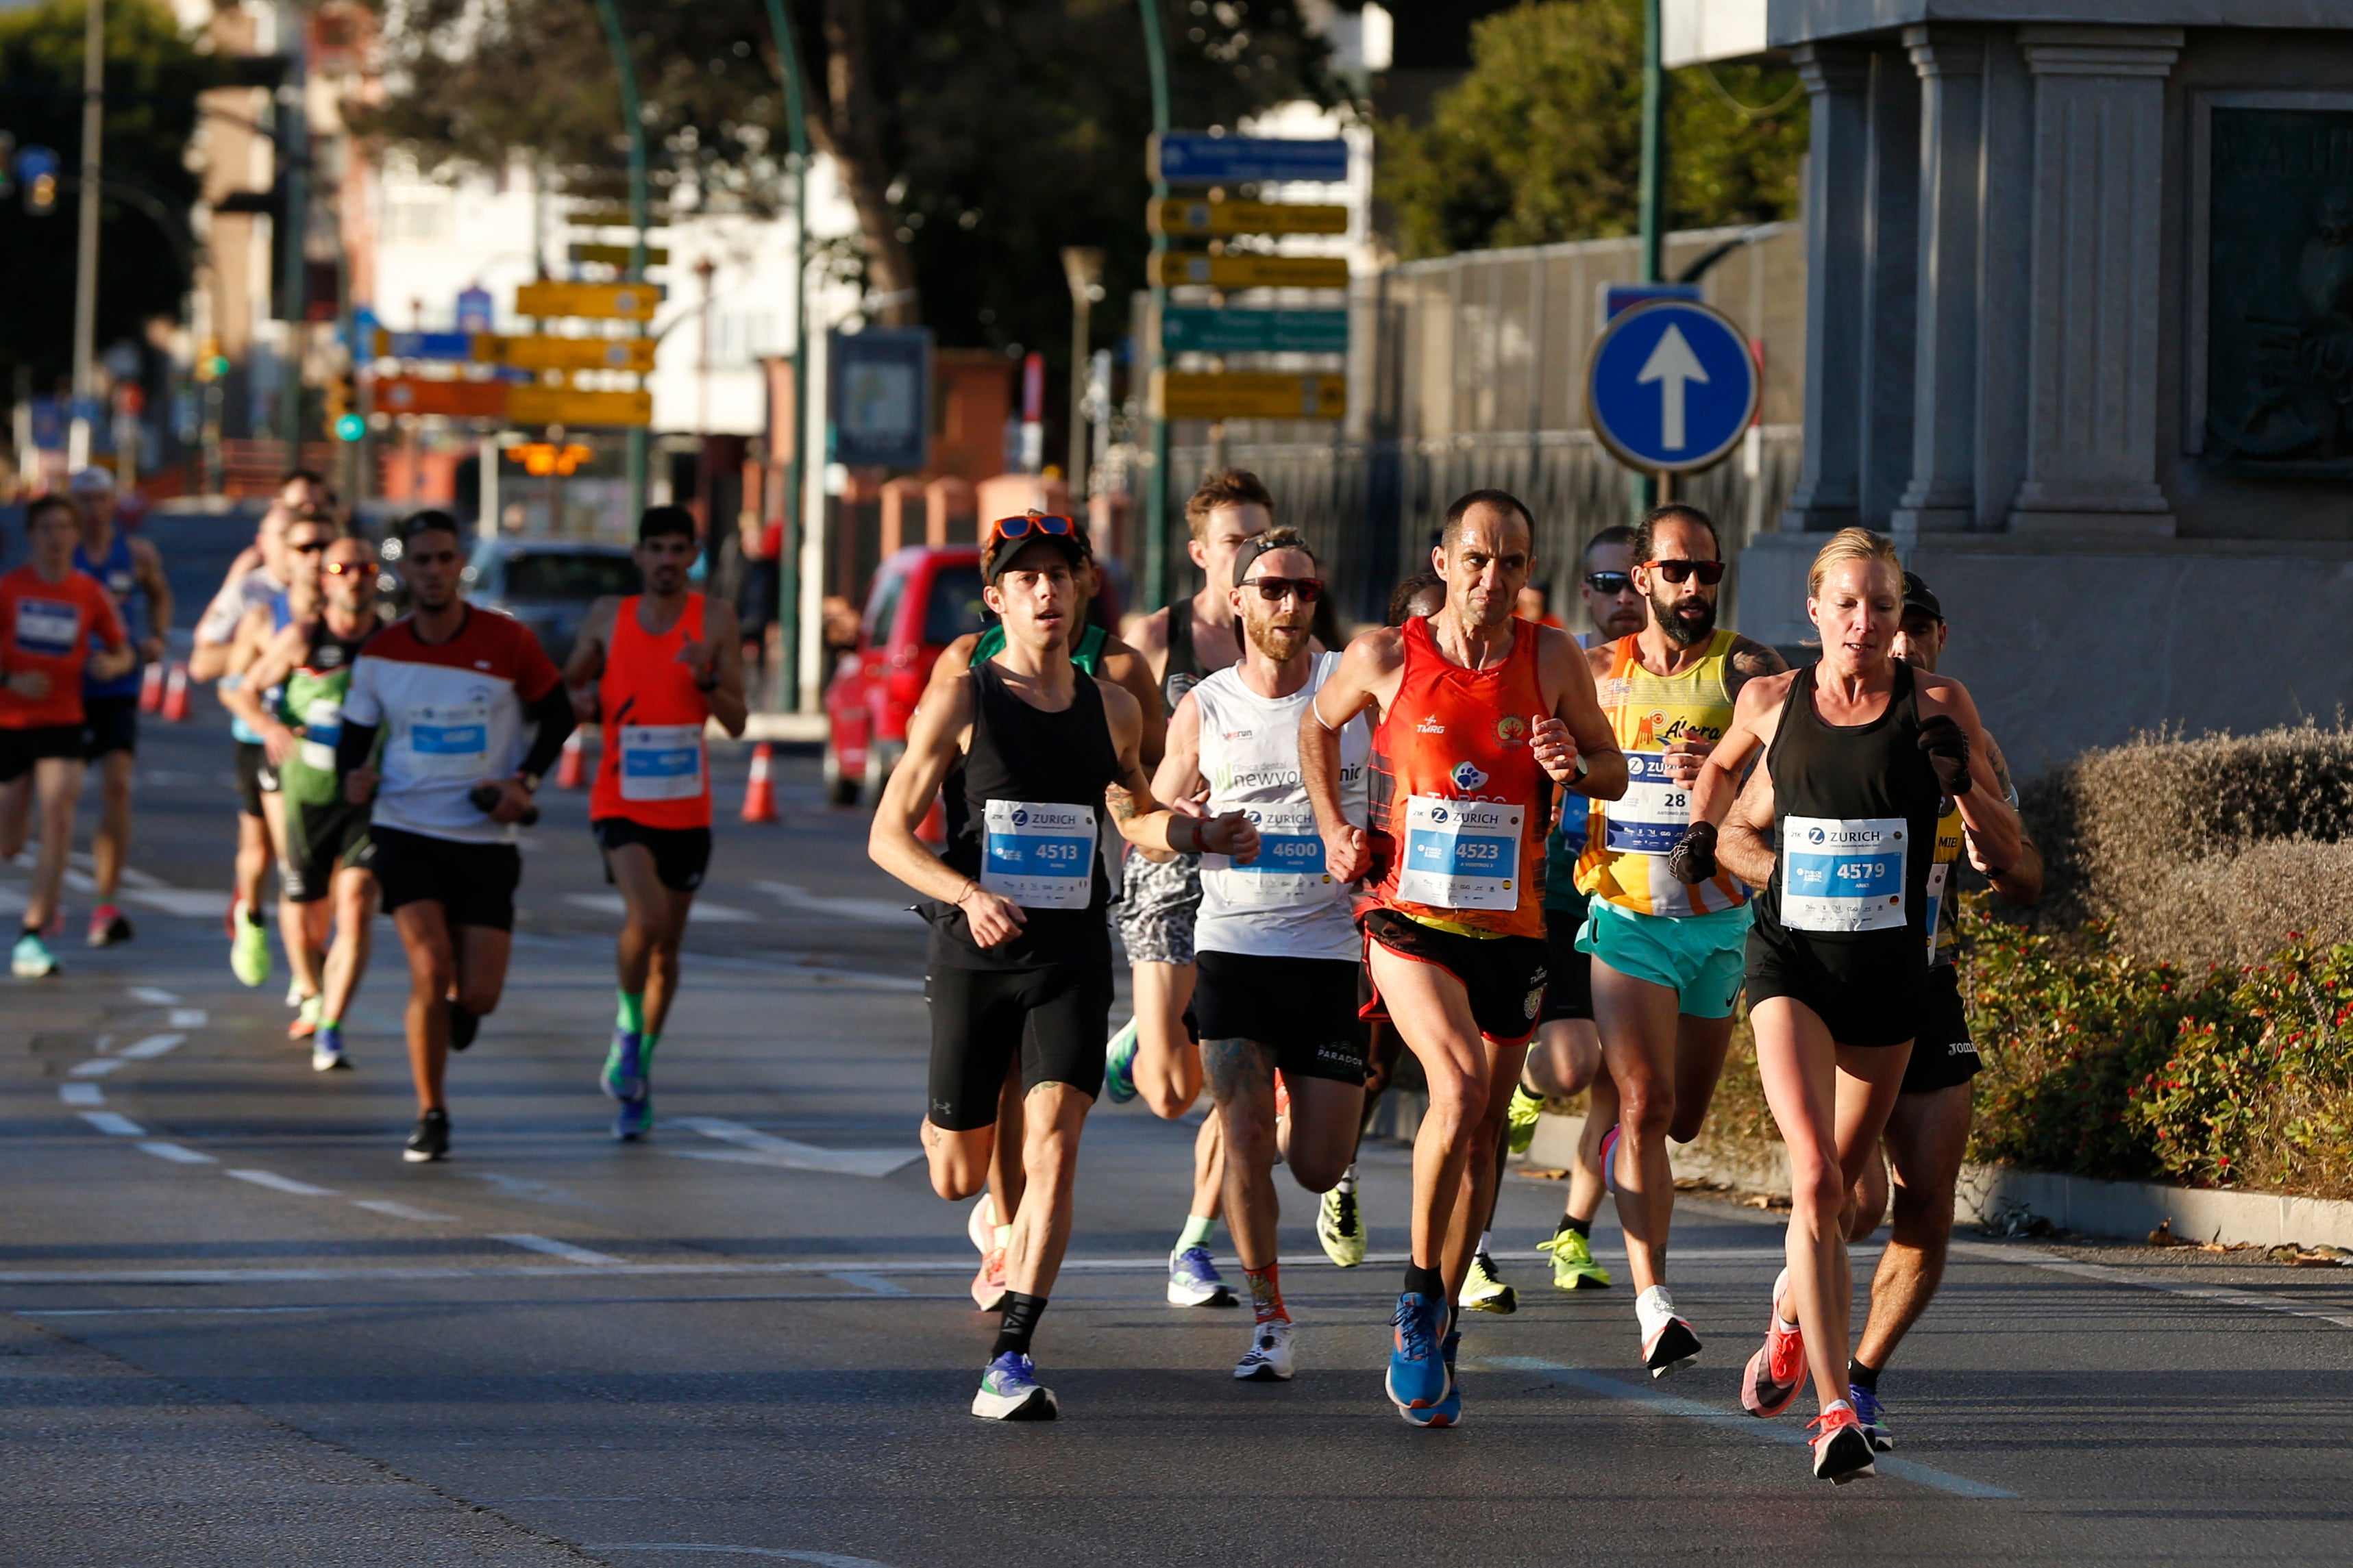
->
[1900,963,1982,1095]
[925,962,1115,1131]
[282,797,375,904]
[1742,925,1922,1049]
[1539,901,1594,1025]
[0,723,86,783]
[370,825,522,931]
[81,695,138,760]
[1359,906,1549,1047]
[1193,951,1369,1086]
[593,817,712,893]
[232,740,280,817]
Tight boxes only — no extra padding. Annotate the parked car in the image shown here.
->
[461,538,642,663]
[823,545,986,806]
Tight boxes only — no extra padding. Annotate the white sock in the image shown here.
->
[1822,1397,1854,1419]
[1335,1163,1357,1195]
[994,1223,1013,1249]
[1773,1267,1799,1333]
[1636,1284,1677,1332]
[1477,1230,1494,1256]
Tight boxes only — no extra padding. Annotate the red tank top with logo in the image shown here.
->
[1368,614,1550,940]
[590,593,713,829]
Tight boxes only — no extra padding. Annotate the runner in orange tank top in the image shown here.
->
[563,506,749,1141]
[1303,488,1625,1428]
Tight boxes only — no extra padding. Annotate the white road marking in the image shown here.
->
[121,1032,188,1059]
[1483,1357,2020,1499]
[352,1199,458,1222]
[589,1547,901,1566]
[1956,1241,2353,1331]
[57,1084,104,1107]
[495,1233,624,1265]
[79,1111,145,1136]
[126,985,180,1005]
[121,889,234,919]
[827,1271,910,1297]
[164,1010,206,1030]
[676,1117,922,1179]
[62,869,98,893]
[136,1142,216,1165]
[226,1169,340,1197]
[563,893,757,924]
[68,1058,128,1078]
[755,881,916,927]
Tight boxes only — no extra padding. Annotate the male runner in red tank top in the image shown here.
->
[563,506,749,1141]
[1304,489,1625,1427]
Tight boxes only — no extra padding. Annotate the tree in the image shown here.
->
[1376,0,1806,261]
[0,0,225,390]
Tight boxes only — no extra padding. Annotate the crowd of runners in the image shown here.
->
[1,462,2038,1484]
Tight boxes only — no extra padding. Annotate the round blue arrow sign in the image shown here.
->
[1584,299,1759,474]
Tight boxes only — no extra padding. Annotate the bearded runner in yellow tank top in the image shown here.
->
[1576,626,1751,917]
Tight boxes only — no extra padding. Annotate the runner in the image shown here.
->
[1672,527,2018,1482]
[1714,569,2041,1453]
[65,467,171,947]
[563,505,749,1141]
[336,510,576,1162]
[1153,527,1372,1380]
[1556,504,1788,1369]
[867,512,1257,1421]
[1113,470,1280,1308]
[226,528,386,1071]
[1305,488,1625,1426]
[0,495,134,977]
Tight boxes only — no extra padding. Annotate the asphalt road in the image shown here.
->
[1,698,2350,1567]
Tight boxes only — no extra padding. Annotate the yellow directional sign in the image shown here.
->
[1147,252,1351,289]
[1147,199,1349,238]
[484,335,658,373]
[506,386,654,428]
[567,207,669,230]
[567,242,672,268]
[1151,371,1346,421]
[515,281,661,321]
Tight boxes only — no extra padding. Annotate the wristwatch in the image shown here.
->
[518,771,543,794]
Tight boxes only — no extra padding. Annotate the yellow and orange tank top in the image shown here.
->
[590,593,713,830]
[1576,627,1748,917]
[1368,615,1549,941]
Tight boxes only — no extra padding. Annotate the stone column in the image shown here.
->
[2006,25,2181,536]
[1892,25,1985,536]
[1781,43,1871,534]
[1856,49,1921,529]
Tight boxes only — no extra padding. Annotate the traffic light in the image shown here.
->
[0,134,15,202]
[193,337,230,383]
[323,367,358,435]
[16,146,58,216]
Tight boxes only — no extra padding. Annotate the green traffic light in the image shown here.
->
[333,412,366,442]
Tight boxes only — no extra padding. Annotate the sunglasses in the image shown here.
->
[1241,575,1323,603]
[322,560,365,576]
[987,514,1075,545]
[288,538,328,553]
[1643,558,1726,586]
[1584,571,1631,595]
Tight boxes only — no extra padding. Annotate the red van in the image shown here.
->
[822,545,987,805]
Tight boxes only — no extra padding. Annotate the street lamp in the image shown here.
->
[1060,247,1105,500]
[1137,0,1172,612]
[589,0,651,522]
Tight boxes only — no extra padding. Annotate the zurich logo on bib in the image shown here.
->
[1451,760,1489,792]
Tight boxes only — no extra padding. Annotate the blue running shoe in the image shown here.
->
[1168,1244,1236,1306]
[602,1028,645,1102]
[1599,1123,1621,1195]
[1103,1018,1139,1104]
[1422,1324,1463,1427]
[970,1352,1058,1421]
[613,1093,653,1142]
[1387,1291,1451,1419]
[310,1023,351,1073]
[1850,1383,1894,1452]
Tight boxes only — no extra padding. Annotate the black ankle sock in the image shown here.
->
[1556,1214,1592,1239]
[1848,1358,1880,1393]
[1403,1262,1444,1301]
[246,908,267,928]
[991,1291,1046,1360]
[447,1005,479,1052]
[19,922,38,939]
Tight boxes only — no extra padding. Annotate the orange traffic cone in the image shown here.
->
[916,792,946,846]
[160,661,190,722]
[138,660,164,714]
[555,728,587,789]
[740,741,778,823]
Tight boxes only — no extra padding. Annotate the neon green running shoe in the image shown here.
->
[1505,1082,1545,1155]
[1316,1183,1366,1267]
[229,904,273,988]
[1459,1249,1517,1315]
[1540,1225,1614,1291]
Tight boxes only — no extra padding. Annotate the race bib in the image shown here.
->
[619,723,704,801]
[982,799,1098,910]
[299,697,343,774]
[1396,794,1524,911]
[13,598,78,657]
[1603,751,1693,855]
[401,702,491,780]
[1204,803,1333,907]
[1780,814,1908,933]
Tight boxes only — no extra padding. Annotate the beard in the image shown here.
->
[1652,590,1716,647]
[1245,615,1311,664]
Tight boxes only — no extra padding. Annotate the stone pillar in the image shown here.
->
[1856,49,1921,530]
[1892,25,1986,536]
[1781,43,1872,534]
[2006,26,2181,537]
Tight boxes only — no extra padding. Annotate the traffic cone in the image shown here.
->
[138,660,164,714]
[555,728,586,789]
[160,661,190,722]
[917,792,946,846]
[740,741,778,823]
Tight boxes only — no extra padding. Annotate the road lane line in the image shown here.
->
[1482,1356,2020,1499]
[119,889,236,919]
[136,1142,216,1165]
[589,1546,900,1566]
[226,1169,341,1197]
[119,1032,189,1060]
[125,985,180,1004]
[495,1233,624,1265]
[351,1199,458,1222]
[68,1058,129,1078]
[58,1083,104,1107]
[827,1271,911,1296]
[676,1117,922,1179]
[563,893,758,924]
[1955,1242,2353,1330]
[165,1010,207,1029]
[79,1111,144,1136]
[754,880,917,927]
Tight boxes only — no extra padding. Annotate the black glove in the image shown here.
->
[1917,714,1973,797]
[1666,821,1718,885]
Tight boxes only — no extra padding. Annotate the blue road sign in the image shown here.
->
[1150,134,1348,186]
[1161,307,1348,356]
[1602,281,1700,320]
[1584,299,1758,475]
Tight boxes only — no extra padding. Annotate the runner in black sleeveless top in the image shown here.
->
[1667,529,2018,1485]
[869,518,1259,1423]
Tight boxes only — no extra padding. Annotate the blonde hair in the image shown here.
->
[1806,527,1901,599]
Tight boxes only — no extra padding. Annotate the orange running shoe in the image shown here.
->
[1740,1269,1806,1418]
[1810,1404,1877,1484]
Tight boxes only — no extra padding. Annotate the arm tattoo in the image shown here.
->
[1105,782,1140,823]
[1729,640,1789,692]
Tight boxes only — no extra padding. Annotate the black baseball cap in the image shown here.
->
[1901,571,1943,622]
[982,514,1092,584]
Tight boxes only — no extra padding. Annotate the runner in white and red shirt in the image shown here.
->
[337,510,576,1162]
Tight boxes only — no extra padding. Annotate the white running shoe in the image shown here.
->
[1234,1318,1296,1382]
[1636,1284,1702,1378]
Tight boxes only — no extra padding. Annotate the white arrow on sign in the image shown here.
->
[1636,323,1710,451]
